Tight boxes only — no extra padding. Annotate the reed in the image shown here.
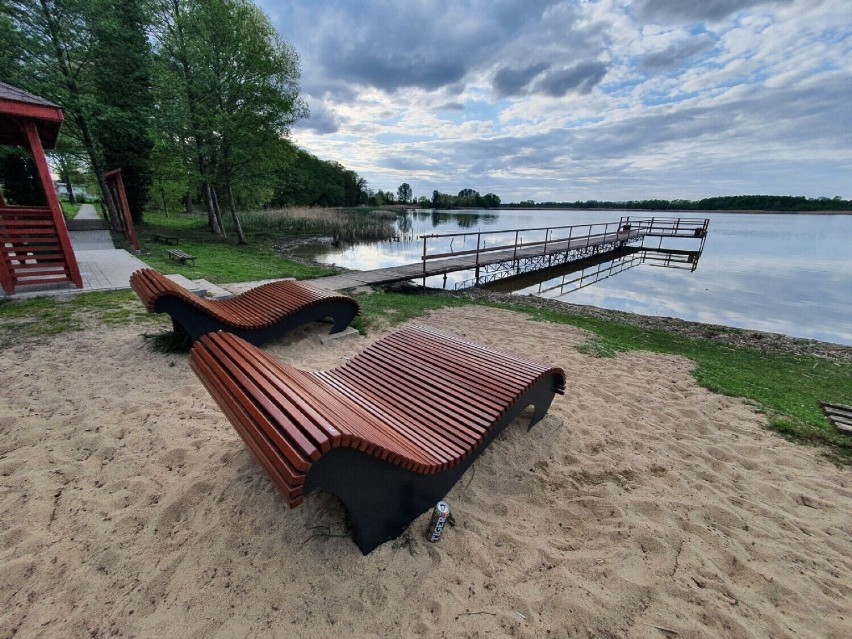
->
[238,206,399,242]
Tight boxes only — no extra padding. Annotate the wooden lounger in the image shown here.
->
[130,268,359,345]
[189,325,566,553]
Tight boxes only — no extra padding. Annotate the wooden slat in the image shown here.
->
[188,326,566,507]
[130,268,359,332]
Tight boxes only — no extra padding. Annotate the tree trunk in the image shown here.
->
[38,0,119,226]
[203,180,225,237]
[227,183,246,244]
[159,180,169,216]
[58,158,76,204]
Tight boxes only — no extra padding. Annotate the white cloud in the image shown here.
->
[257,0,851,200]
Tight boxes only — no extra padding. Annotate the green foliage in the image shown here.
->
[396,183,412,204]
[139,212,338,282]
[429,188,501,209]
[1,0,152,222]
[0,147,45,205]
[89,0,154,222]
[150,0,308,235]
[518,195,852,211]
[270,143,367,208]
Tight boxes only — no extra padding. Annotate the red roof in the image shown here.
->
[0,81,64,149]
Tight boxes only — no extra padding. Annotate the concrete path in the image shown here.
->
[69,205,149,292]
[74,203,101,220]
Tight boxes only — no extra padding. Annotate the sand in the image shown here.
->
[1,305,849,638]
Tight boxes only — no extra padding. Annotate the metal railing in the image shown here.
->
[421,219,624,275]
[418,216,709,285]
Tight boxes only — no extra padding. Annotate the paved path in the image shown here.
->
[75,203,101,220]
[69,205,149,292]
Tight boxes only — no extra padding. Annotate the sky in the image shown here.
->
[256,0,851,203]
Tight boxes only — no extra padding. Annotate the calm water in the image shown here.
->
[310,209,852,346]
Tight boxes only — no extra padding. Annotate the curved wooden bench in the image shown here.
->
[130,268,359,345]
[189,326,566,553]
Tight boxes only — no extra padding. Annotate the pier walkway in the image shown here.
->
[307,217,709,291]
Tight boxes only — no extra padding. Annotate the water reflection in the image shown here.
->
[308,209,852,345]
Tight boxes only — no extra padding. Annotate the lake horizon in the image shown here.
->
[305,209,852,347]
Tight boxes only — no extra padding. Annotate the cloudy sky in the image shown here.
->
[257,0,851,202]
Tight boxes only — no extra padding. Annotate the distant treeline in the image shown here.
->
[506,195,851,211]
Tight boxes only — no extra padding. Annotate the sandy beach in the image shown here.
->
[1,305,849,638]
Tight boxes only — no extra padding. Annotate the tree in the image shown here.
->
[1,0,119,223]
[480,193,501,208]
[396,182,412,204]
[151,0,307,240]
[88,0,153,222]
[151,0,226,235]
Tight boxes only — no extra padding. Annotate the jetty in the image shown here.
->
[308,216,709,291]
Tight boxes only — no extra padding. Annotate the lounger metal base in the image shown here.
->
[156,296,358,346]
[303,381,557,554]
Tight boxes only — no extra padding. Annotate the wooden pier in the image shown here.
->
[307,217,709,291]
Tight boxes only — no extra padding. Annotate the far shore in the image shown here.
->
[466,207,852,215]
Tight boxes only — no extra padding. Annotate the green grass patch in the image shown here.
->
[138,212,339,283]
[352,288,470,334]
[142,330,193,354]
[0,290,157,351]
[61,201,82,219]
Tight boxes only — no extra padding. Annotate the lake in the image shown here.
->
[308,209,852,346]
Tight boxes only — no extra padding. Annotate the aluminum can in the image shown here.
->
[426,501,450,542]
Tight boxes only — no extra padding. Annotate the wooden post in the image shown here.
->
[105,169,138,251]
[22,121,83,289]
[422,235,427,289]
[0,190,12,291]
[474,232,481,282]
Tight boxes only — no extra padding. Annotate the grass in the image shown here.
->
[238,206,398,242]
[0,290,158,351]
[517,302,851,460]
[138,212,338,283]
[137,207,400,284]
[61,201,82,219]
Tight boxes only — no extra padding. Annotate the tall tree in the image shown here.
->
[151,0,306,240]
[397,182,412,204]
[89,0,154,222]
[151,0,225,234]
[1,0,153,225]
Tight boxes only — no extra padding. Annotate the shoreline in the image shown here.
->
[419,207,852,215]
[453,287,852,363]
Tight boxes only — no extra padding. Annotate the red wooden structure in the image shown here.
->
[104,168,139,251]
[0,82,82,295]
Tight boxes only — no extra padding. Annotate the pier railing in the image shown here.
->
[420,216,709,278]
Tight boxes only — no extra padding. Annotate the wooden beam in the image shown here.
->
[22,120,83,289]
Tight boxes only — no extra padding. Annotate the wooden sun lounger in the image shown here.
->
[189,325,566,553]
[130,268,359,345]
